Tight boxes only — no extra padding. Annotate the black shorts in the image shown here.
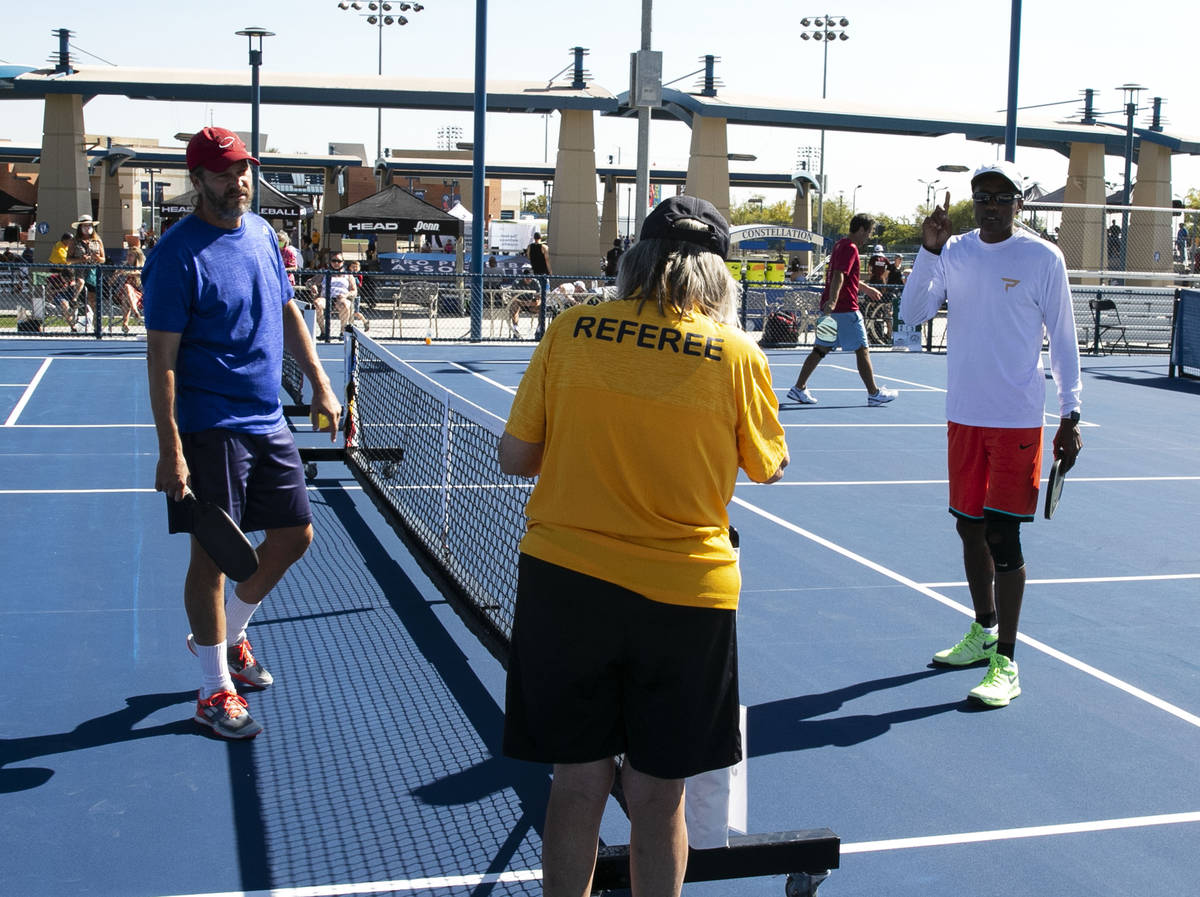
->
[166,426,312,534]
[504,554,740,780]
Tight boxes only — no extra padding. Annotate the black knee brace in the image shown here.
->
[983,512,1024,573]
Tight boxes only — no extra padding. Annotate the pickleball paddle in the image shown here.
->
[1043,458,1066,520]
[815,314,838,343]
[181,492,259,581]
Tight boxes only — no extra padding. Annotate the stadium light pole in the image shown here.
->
[800,14,850,261]
[235,27,274,214]
[337,0,425,178]
[850,183,862,216]
[919,178,941,212]
[1116,83,1145,273]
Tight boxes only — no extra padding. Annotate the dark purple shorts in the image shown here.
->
[166,426,312,534]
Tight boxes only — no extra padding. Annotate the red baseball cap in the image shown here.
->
[186,127,259,173]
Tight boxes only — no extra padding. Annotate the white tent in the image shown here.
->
[446,201,472,242]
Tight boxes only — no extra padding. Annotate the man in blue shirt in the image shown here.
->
[144,127,341,739]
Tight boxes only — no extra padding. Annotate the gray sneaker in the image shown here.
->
[868,386,898,406]
[188,634,274,689]
[194,690,263,739]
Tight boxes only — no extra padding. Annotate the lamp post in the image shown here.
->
[800,14,850,260]
[918,177,941,212]
[235,27,274,214]
[337,1,425,179]
[850,183,862,216]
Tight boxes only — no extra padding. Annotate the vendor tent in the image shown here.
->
[159,180,312,220]
[325,185,463,237]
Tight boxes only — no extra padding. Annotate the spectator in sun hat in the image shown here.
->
[500,195,788,894]
[65,214,106,329]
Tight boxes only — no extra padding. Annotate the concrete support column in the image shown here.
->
[35,94,91,262]
[1060,141,1107,285]
[548,109,600,277]
[99,168,138,253]
[684,116,730,222]
[1129,141,1173,285]
[791,184,814,274]
[599,175,619,252]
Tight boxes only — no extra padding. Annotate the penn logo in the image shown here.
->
[414,221,439,232]
[219,136,236,148]
[1002,277,1020,292]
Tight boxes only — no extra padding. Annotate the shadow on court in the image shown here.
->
[0,689,199,794]
[748,668,961,756]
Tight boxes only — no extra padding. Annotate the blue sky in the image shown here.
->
[2,0,1196,219]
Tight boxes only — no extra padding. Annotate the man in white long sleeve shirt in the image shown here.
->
[899,160,1082,708]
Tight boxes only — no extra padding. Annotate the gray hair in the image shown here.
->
[615,220,739,325]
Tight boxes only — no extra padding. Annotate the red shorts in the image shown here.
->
[947,422,1043,521]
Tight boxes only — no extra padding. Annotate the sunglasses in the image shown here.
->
[972,191,1020,205]
[331,258,344,264]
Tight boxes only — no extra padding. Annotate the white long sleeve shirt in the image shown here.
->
[900,229,1081,428]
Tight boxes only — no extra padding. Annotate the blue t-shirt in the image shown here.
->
[143,211,293,434]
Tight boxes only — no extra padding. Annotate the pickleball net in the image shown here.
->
[1171,289,1200,379]
[340,328,531,661]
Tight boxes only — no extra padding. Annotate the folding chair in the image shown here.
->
[1088,297,1129,354]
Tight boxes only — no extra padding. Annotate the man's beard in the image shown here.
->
[199,179,252,222]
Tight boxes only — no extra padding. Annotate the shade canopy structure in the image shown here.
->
[325,185,463,237]
[159,179,312,220]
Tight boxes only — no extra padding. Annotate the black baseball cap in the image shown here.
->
[639,195,730,259]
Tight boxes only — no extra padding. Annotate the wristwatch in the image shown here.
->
[1062,410,1080,425]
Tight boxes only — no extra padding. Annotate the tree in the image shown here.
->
[1185,188,1200,209]
[729,198,793,225]
[522,194,547,217]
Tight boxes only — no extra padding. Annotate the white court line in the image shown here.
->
[731,495,1200,730]
[3,358,52,427]
[155,869,544,897]
[925,573,1200,587]
[825,363,947,392]
[151,811,1200,895]
[746,475,1199,486]
[448,360,516,395]
[0,488,157,495]
[841,810,1200,855]
[4,423,155,429]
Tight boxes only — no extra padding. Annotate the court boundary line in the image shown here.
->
[150,810,1200,896]
[448,360,517,395]
[3,358,51,427]
[925,573,1200,587]
[840,810,1200,855]
[731,495,1200,730]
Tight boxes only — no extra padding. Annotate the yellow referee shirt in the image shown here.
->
[504,299,787,610]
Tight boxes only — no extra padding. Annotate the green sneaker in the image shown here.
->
[932,621,997,666]
[968,654,1021,707]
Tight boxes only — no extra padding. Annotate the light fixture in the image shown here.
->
[368,2,377,9]
[367,14,377,23]
[337,0,348,8]
[397,15,407,24]
[412,2,423,10]
[383,15,393,24]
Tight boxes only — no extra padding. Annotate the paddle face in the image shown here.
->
[1044,458,1065,520]
[182,493,259,581]
[815,314,838,343]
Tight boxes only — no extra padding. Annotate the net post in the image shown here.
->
[1092,291,1102,356]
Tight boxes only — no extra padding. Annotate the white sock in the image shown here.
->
[195,640,235,697]
[984,624,999,636]
[224,595,261,646]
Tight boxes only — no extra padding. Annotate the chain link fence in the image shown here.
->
[0,258,1183,356]
[1022,203,1200,287]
